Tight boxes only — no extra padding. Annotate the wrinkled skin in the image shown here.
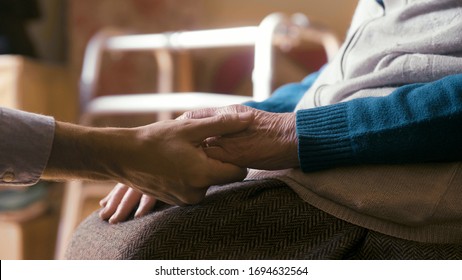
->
[181,104,299,170]
[115,113,253,206]
[100,105,299,223]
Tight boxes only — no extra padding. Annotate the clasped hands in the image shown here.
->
[100,105,298,223]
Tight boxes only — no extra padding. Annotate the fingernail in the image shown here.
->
[238,111,253,122]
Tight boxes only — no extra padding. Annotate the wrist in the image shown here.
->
[296,103,353,172]
[281,113,300,168]
[43,121,131,182]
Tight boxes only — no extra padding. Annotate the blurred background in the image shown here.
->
[0,0,358,259]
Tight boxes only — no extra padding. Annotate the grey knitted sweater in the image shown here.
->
[249,0,462,243]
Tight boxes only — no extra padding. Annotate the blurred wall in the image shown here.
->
[199,0,357,38]
[68,0,358,102]
[194,0,359,94]
[27,0,67,64]
[69,0,202,96]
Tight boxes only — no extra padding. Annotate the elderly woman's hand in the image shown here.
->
[98,105,299,224]
[179,105,300,170]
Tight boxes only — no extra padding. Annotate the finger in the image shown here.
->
[188,112,254,141]
[177,108,218,120]
[99,183,129,221]
[134,195,157,218]
[99,186,117,207]
[206,159,248,186]
[204,146,231,163]
[204,134,249,162]
[109,188,143,224]
[178,104,250,120]
[99,192,111,207]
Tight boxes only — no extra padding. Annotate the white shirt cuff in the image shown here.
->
[0,107,55,187]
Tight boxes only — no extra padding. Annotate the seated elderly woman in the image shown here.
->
[66,0,462,259]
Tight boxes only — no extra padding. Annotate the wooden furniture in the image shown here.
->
[0,183,63,260]
[0,55,77,122]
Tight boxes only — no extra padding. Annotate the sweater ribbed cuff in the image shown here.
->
[296,103,355,172]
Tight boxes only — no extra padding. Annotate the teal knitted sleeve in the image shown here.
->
[296,74,462,172]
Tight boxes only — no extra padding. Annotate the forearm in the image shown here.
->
[43,114,251,205]
[42,121,132,182]
[297,74,462,172]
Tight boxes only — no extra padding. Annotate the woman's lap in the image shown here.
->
[65,179,462,259]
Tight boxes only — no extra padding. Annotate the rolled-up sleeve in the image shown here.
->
[0,107,55,187]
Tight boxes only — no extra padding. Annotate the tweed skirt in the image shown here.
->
[65,179,462,259]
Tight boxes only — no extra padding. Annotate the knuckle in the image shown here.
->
[229,104,240,111]
[181,111,194,119]
[181,108,218,120]
[216,113,232,124]
[228,104,244,113]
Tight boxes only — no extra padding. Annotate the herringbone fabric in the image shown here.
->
[352,231,462,260]
[66,179,462,259]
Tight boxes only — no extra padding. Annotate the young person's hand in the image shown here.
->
[99,183,156,224]
[44,113,254,208]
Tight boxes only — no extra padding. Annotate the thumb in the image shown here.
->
[188,111,254,140]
